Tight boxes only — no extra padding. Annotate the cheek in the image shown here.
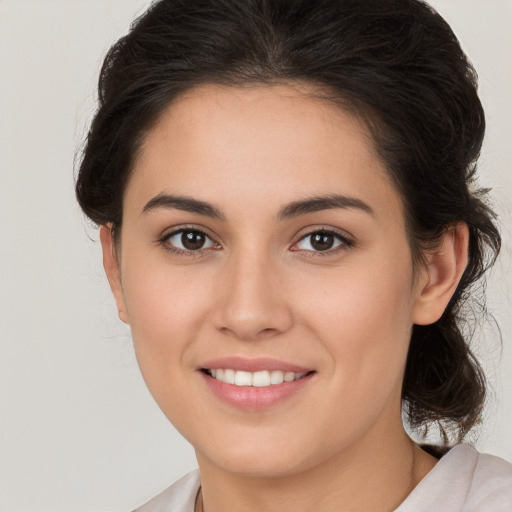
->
[294,250,415,399]
[119,252,214,399]
[120,235,213,331]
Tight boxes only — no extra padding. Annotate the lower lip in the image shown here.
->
[200,372,314,411]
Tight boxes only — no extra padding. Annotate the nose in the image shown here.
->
[212,248,293,341]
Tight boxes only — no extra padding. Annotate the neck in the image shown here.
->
[196,425,437,512]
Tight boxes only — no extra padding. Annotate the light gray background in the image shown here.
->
[0,1,510,511]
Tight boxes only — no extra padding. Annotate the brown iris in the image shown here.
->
[310,232,336,251]
[181,230,206,250]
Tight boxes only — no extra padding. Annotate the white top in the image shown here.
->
[133,444,512,511]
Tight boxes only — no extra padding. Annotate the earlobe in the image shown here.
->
[412,223,469,326]
[99,225,129,324]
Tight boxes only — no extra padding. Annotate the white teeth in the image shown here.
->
[223,368,236,384]
[234,370,252,386]
[252,371,270,387]
[270,370,284,385]
[208,369,308,387]
[284,371,295,382]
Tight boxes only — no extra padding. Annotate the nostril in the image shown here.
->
[260,327,279,336]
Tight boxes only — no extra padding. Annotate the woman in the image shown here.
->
[76,0,512,510]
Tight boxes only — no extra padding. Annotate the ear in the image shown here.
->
[412,223,469,325]
[99,225,129,324]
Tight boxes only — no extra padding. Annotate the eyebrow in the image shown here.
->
[142,192,374,220]
[142,193,226,220]
[276,194,374,220]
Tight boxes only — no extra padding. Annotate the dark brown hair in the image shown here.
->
[76,0,501,444]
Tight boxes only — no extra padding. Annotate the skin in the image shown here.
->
[101,83,469,512]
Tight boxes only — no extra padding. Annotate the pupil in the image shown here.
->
[182,231,205,250]
[311,233,334,251]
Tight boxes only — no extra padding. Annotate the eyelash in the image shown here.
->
[159,227,219,258]
[292,229,354,257]
[159,227,354,258]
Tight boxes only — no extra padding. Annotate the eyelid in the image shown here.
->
[159,225,221,257]
[160,223,218,241]
[157,224,354,258]
[291,227,354,255]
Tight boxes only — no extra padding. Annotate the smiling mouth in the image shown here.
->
[202,369,312,387]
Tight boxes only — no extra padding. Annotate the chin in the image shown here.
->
[193,430,329,479]
[207,453,310,478]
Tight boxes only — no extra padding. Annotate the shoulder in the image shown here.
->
[396,444,512,512]
[132,470,201,512]
[464,446,512,511]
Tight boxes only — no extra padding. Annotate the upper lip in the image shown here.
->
[199,356,312,373]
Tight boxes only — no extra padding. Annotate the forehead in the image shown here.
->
[127,83,403,224]
[145,82,376,163]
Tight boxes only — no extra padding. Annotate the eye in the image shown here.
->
[162,228,219,254]
[293,230,352,254]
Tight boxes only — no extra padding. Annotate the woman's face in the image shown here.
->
[106,83,431,477]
